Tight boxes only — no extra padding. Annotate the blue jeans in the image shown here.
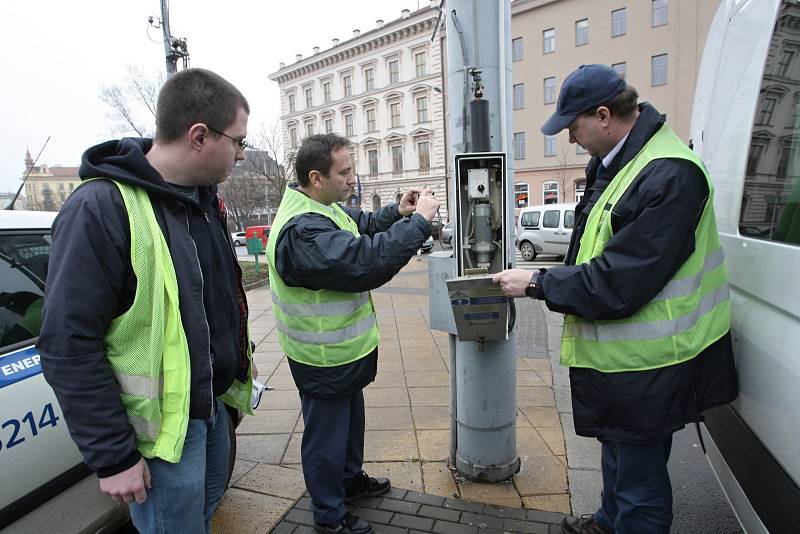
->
[129,398,231,534]
[594,436,673,534]
[300,390,365,524]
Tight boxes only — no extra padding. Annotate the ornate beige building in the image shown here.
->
[268,2,447,216]
[510,0,720,210]
[21,149,80,211]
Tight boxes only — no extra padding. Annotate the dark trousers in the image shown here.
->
[300,389,366,524]
[594,435,674,534]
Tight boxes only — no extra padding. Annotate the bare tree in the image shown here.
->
[99,65,163,137]
[219,122,295,229]
[555,140,575,203]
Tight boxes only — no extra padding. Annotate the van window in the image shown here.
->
[543,210,560,228]
[0,232,50,350]
[564,210,575,229]
[740,0,800,246]
[521,211,540,227]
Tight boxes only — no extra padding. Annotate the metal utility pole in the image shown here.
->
[428,0,519,482]
[150,0,189,77]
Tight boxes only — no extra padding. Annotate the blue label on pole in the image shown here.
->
[469,296,507,305]
[450,298,469,306]
[464,312,501,320]
[0,346,42,389]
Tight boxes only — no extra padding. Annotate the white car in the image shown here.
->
[516,202,576,261]
[230,231,246,247]
[0,210,129,532]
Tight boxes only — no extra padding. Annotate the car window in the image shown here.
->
[542,210,560,228]
[564,210,575,229]
[521,211,540,227]
[740,1,800,246]
[0,232,50,351]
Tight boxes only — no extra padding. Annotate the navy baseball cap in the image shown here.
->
[541,64,627,135]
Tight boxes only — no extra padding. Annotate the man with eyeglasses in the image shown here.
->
[39,68,257,533]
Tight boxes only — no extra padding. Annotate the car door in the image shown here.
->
[540,208,562,255]
[0,227,88,528]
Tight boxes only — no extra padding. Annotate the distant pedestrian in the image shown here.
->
[39,68,257,534]
[266,133,440,534]
[494,64,738,534]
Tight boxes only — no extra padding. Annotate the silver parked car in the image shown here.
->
[440,221,454,247]
[516,203,576,261]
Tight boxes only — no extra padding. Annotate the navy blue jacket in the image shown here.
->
[541,103,738,442]
[274,185,430,397]
[38,138,249,476]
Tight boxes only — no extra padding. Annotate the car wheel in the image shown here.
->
[520,241,537,261]
[233,240,241,247]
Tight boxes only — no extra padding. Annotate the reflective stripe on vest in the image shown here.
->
[266,186,380,367]
[560,124,731,372]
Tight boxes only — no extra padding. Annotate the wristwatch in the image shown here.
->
[525,269,546,299]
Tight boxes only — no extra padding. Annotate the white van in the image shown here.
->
[516,202,576,261]
[691,0,800,532]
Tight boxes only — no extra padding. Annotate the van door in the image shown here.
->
[540,208,565,255]
[692,1,800,532]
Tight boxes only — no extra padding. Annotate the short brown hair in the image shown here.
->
[155,68,250,143]
[579,85,639,121]
[295,134,351,187]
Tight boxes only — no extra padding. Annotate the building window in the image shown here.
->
[344,113,355,136]
[514,132,526,160]
[543,77,556,105]
[366,108,377,132]
[611,8,626,37]
[776,50,795,77]
[415,52,427,77]
[305,121,314,138]
[390,102,401,128]
[418,141,430,171]
[372,194,381,211]
[513,83,525,109]
[364,68,375,91]
[543,181,559,204]
[746,144,764,175]
[416,96,428,123]
[575,19,589,46]
[324,117,333,134]
[343,75,352,97]
[543,28,555,54]
[391,145,403,174]
[348,146,357,171]
[69,183,74,191]
[322,82,332,104]
[652,0,668,27]
[758,96,778,125]
[288,93,296,113]
[367,148,379,175]
[651,54,668,86]
[515,182,529,208]
[612,62,627,80]
[389,60,400,85]
[512,37,524,61]
[304,87,313,108]
[544,135,556,157]
[289,127,298,148]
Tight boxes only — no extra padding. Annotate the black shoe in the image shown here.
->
[343,471,391,502]
[315,512,374,534]
[561,514,613,534]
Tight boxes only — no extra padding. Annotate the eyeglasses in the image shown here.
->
[207,125,250,151]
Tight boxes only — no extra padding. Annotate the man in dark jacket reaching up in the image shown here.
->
[38,68,255,534]
[494,64,738,534]
[266,133,439,534]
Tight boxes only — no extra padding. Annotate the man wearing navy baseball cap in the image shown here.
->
[494,64,738,534]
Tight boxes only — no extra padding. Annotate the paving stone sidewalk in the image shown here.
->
[211,257,577,533]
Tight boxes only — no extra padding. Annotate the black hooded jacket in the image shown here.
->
[38,138,249,476]
[540,103,738,442]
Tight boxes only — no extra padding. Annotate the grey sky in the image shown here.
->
[0,0,421,193]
